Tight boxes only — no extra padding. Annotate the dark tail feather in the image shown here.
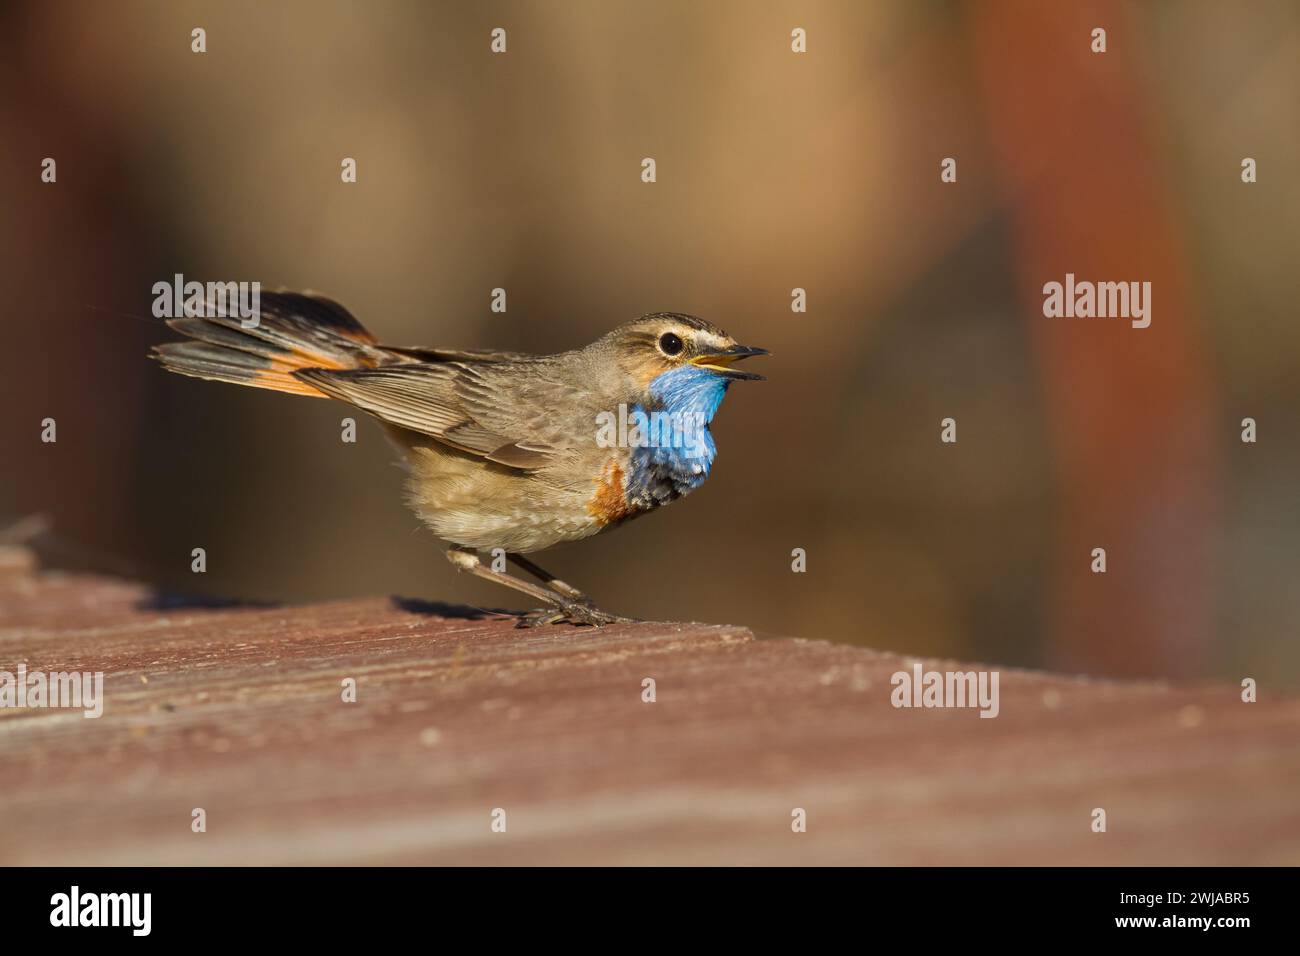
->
[152,292,386,398]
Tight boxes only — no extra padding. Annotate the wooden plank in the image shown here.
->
[1,557,1297,865]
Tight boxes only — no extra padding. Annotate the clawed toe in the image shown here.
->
[516,607,568,628]
[515,602,636,628]
[565,603,636,627]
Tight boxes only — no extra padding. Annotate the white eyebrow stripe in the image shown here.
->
[695,332,731,352]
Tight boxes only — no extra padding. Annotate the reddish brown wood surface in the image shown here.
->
[1,556,1297,865]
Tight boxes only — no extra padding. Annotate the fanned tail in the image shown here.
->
[152,291,386,398]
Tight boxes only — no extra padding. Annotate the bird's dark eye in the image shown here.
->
[658,332,684,356]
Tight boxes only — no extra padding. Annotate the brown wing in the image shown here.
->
[294,361,585,471]
[379,345,537,364]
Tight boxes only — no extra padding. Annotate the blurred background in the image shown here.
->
[2,1,1297,684]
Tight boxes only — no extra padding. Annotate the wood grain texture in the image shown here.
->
[1,558,1297,866]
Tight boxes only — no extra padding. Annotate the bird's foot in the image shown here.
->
[516,601,635,628]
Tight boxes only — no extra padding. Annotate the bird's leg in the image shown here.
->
[444,548,630,628]
[445,547,565,606]
[508,552,636,624]
[506,553,591,603]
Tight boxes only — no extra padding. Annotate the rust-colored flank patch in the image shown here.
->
[587,459,637,525]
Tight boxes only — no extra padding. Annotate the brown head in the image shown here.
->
[593,312,768,390]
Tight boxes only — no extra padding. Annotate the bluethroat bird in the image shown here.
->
[153,293,767,626]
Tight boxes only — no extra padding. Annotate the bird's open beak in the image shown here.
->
[689,344,769,381]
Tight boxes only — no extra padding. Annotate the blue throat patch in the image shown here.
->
[625,365,731,505]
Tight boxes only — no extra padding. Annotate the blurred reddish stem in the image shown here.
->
[971,2,1219,677]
